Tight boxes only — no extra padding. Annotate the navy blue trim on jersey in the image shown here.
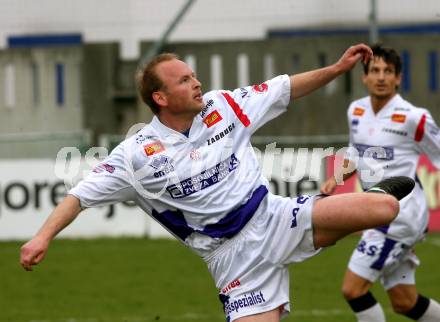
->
[370,237,397,270]
[151,208,194,240]
[202,185,268,238]
[375,225,390,234]
[151,185,268,241]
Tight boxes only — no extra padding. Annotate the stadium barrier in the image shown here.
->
[1,148,438,240]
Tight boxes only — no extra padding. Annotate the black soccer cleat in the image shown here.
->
[367,176,415,201]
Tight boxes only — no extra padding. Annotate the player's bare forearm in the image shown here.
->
[20,195,82,271]
[290,44,372,99]
[290,64,343,99]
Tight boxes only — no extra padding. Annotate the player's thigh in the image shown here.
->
[312,193,398,247]
[235,307,280,322]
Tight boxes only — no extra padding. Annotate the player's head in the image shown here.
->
[362,44,402,98]
[136,53,203,117]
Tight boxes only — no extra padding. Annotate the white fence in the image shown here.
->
[0,149,326,240]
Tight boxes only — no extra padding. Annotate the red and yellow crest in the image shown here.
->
[203,110,223,128]
[144,141,165,156]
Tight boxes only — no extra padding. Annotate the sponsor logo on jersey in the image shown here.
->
[252,82,268,94]
[353,107,365,116]
[166,154,239,198]
[203,110,223,128]
[92,163,115,174]
[223,291,266,315]
[239,87,249,98]
[144,141,165,156]
[149,155,175,178]
[394,107,410,112]
[135,134,156,145]
[221,279,241,294]
[354,143,394,160]
[382,128,408,137]
[207,123,236,145]
[351,119,359,127]
[200,99,214,118]
[391,113,407,123]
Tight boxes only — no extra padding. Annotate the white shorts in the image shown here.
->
[204,193,321,322]
[348,229,420,290]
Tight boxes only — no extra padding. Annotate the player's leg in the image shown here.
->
[387,285,440,321]
[312,176,414,248]
[385,271,440,322]
[312,192,398,248]
[342,269,385,322]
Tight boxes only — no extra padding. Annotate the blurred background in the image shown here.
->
[0,1,439,321]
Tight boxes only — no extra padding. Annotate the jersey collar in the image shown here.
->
[150,115,203,143]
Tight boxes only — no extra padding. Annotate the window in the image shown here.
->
[428,51,438,92]
[55,63,65,106]
[184,54,197,74]
[401,50,411,93]
[318,52,327,68]
[291,54,300,73]
[210,54,223,90]
[237,53,249,88]
[31,62,40,106]
[4,63,16,108]
[264,54,275,80]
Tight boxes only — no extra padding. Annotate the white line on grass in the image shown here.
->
[427,238,440,247]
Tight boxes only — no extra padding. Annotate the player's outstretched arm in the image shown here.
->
[20,195,82,271]
[290,43,372,99]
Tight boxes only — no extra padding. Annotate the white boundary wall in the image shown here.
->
[2,0,439,58]
[0,150,325,240]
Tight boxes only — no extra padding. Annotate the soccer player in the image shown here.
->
[321,45,440,322]
[21,44,414,322]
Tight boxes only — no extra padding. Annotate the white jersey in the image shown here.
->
[69,75,291,257]
[347,94,440,245]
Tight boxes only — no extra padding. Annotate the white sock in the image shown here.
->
[356,302,386,322]
[418,299,440,322]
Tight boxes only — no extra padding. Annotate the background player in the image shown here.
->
[321,44,440,322]
[22,44,414,322]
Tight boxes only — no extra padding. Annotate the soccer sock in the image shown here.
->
[404,295,440,321]
[347,292,386,322]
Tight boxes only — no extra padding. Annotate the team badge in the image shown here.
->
[391,113,406,123]
[203,110,223,128]
[144,141,165,156]
[190,149,201,160]
[93,163,115,174]
[353,107,365,116]
[252,82,268,94]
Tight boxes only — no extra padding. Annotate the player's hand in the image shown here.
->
[320,176,338,195]
[335,44,373,73]
[20,236,50,271]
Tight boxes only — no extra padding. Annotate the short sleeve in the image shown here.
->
[222,75,291,134]
[414,110,440,168]
[69,143,135,208]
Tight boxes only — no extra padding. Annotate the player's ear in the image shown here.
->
[395,72,402,87]
[152,91,168,108]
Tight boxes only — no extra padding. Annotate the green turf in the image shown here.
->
[2,234,439,322]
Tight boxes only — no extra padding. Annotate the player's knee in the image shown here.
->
[341,285,364,300]
[377,195,399,224]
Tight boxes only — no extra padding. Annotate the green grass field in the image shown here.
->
[2,234,440,322]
